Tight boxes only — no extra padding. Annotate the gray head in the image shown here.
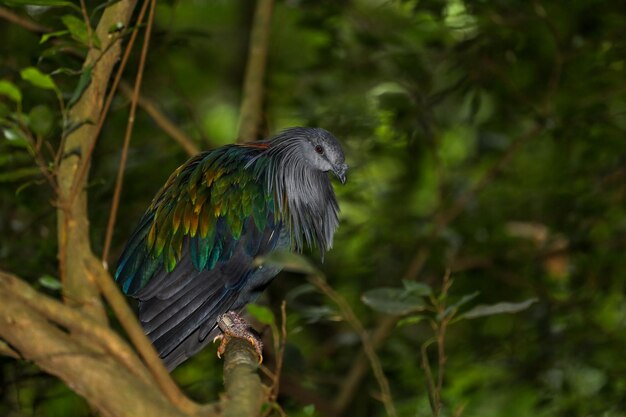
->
[253,127,347,253]
[267,127,348,184]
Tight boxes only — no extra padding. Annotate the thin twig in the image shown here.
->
[78,0,94,50]
[237,0,275,142]
[118,80,200,156]
[0,6,51,33]
[309,275,397,417]
[102,0,157,263]
[420,339,438,416]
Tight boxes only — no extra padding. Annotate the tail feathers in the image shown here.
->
[149,289,238,359]
[136,245,254,362]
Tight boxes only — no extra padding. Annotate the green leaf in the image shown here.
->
[0,167,41,183]
[0,102,10,118]
[441,291,480,320]
[0,80,22,103]
[2,128,29,148]
[246,303,275,326]
[62,15,100,48]
[402,280,432,296]
[28,105,54,136]
[362,287,426,315]
[463,298,538,319]
[40,30,70,44]
[39,275,62,290]
[397,314,427,327]
[20,67,58,91]
[255,251,319,275]
[61,15,87,45]
[68,66,92,107]
[303,404,316,416]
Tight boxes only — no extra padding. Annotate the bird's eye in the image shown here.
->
[315,145,325,155]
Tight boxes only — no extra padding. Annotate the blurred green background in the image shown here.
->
[1,0,626,416]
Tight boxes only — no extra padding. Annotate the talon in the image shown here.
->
[215,311,264,363]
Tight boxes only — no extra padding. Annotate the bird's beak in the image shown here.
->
[332,163,348,184]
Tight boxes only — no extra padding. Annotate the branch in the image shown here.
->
[236,0,274,142]
[0,6,50,33]
[221,338,266,417]
[102,0,157,263]
[119,81,200,156]
[0,278,187,417]
[0,339,20,359]
[0,270,151,384]
[309,275,397,417]
[56,0,139,324]
[85,258,204,416]
[332,316,397,415]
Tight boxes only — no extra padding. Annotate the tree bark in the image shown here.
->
[221,338,265,417]
[0,275,186,417]
[57,0,137,324]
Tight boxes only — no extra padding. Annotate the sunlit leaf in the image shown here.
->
[246,303,275,326]
[2,128,29,148]
[462,298,538,319]
[40,30,70,44]
[39,275,62,290]
[397,314,427,327]
[61,15,100,48]
[20,67,58,91]
[362,287,426,315]
[0,80,22,103]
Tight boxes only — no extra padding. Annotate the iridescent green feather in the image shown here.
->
[115,145,279,295]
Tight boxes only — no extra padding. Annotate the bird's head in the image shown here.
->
[271,127,348,184]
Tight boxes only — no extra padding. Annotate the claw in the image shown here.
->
[215,311,264,363]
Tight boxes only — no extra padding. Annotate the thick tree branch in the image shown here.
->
[0,284,187,417]
[57,0,138,324]
[0,339,20,359]
[237,0,274,142]
[85,258,204,416]
[0,270,152,384]
[221,338,265,417]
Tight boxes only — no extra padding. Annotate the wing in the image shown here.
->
[115,144,276,296]
[114,144,282,369]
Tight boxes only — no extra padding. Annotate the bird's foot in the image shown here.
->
[214,311,263,364]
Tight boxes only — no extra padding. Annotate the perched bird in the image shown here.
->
[115,127,347,370]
